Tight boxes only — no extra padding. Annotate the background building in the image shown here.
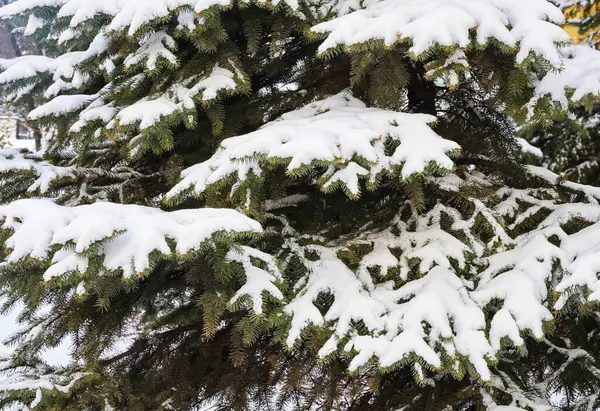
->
[563,2,599,46]
[0,103,35,149]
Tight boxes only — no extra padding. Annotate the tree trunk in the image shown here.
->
[407,61,437,115]
[33,127,41,151]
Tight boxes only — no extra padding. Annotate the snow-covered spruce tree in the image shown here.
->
[0,0,600,410]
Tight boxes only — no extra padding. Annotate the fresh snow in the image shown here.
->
[227,246,283,315]
[312,0,570,65]
[29,94,97,119]
[531,45,600,110]
[0,0,302,35]
[516,137,543,158]
[116,97,179,130]
[124,31,178,71]
[168,91,460,199]
[114,65,240,131]
[23,14,45,35]
[0,199,263,279]
[0,149,77,193]
[0,55,56,84]
[1,0,600,406]
[191,65,237,100]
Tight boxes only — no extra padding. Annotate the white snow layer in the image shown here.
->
[168,155,600,381]
[124,31,178,72]
[0,0,598,136]
[0,149,77,193]
[0,199,263,279]
[114,65,239,130]
[312,0,570,65]
[531,45,600,109]
[0,0,574,71]
[167,91,460,198]
[0,0,301,35]
[516,138,543,158]
[2,0,600,391]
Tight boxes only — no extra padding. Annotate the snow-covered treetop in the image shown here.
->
[167,91,459,201]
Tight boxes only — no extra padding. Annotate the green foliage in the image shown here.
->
[1,1,600,411]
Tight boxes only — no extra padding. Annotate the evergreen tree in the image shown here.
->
[0,1,599,410]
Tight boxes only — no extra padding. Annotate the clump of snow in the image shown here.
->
[191,65,237,100]
[57,0,123,27]
[116,97,179,130]
[168,91,460,199]
[312,0,569,65]
[70,100,118,132]
[0,0,300,36]
[124,31,177,72]
[530,45,600,111]
[0,55,55,84]
[29,94,97,119]
[516,138,543,158]
[472,233,558,348]
[0,199,263,279]
[114,64,241,131]
[23,14,45,35]
[227,246,283,314]
[0,149,78,193]
[0,0,67,18]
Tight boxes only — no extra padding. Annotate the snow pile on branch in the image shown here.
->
[275,199,503,381]
[0,0,303,35]
[29,94,97,119]
[0,149,77,193]
[253,170,600,382]
[312,0,570,65]
[124,30,177,72]
[8,169,600,382]
[0,52,89,102]
[0,199,263,280]
[0,55,56,84]
[0,355,84,407]
[227,246,283,315]
[168,91,460,199]
[0,55,240,133]
[114,64,241,131]
[0,34,109,114]
[531,45,600,109]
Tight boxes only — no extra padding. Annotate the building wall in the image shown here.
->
[0,115,35,150]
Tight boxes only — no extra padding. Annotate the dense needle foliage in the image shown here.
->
[0,1,599,410]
